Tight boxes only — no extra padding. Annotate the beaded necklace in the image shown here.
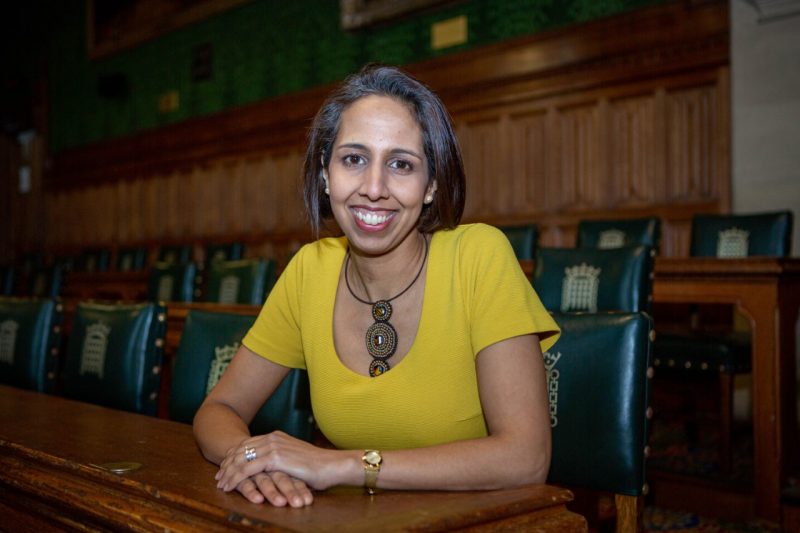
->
[344,236,429,377]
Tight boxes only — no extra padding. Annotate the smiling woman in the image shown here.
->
[192,64,560,508]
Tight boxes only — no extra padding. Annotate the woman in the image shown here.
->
[194,64,560,508]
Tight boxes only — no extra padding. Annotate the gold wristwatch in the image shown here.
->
[362,450,382,494]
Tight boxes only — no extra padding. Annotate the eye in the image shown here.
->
[388,159,414,173]
[342,154,365,167]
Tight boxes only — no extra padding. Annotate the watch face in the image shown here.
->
[364,450,382,465]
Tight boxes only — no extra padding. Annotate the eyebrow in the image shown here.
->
[335,142,423,160]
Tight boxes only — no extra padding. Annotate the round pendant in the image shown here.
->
[365,321,397,359]
[372,300,392,322]
[369,359,390,377]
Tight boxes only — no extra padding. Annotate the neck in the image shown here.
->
[347,232,428,303]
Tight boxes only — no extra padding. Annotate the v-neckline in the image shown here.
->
[329,234,434,380]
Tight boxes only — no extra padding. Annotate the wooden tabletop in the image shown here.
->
[0,385,586,532]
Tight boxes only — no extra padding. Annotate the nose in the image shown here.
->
[359,161,389,201]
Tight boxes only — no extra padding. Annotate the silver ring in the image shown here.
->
[244,446,257,462]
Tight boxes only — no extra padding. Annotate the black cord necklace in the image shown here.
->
[345,235,429,377]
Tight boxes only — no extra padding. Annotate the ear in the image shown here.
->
[424,180,438,204]
[322,171,330,195]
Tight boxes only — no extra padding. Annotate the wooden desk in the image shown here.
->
[652,257,800,522]
[0,386,586,532]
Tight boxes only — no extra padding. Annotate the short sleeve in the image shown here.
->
[460,225,560,355]
[241,250,307,369]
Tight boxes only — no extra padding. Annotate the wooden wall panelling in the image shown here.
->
[508,109,550,216]
[32,1,729,260]
[609,93,658,208]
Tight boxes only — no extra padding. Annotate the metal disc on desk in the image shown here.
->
[97,461,142,474]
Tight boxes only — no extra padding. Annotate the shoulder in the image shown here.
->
[433,223,511,260]
[290,236,348,270]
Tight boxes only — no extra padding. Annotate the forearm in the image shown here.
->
[333,433,550,492]
[193,401,252,465]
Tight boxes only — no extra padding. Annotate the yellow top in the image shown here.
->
[243,224,560,450]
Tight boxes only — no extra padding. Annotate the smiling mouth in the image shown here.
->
[353,209,393,226]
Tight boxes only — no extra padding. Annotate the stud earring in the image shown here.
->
[325,186,330,195]
[424,194,434,204]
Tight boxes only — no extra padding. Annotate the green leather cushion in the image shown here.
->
[205,242,245,266]
[2,266,15,295]
[0,297,61,392]
[29,265,63,298]
[546,312,652,496]
[533,245,653,313]
[576,217,661,250]
[158,245,193,265]
[149,262,197,302]
[653,331,750,374]
[61,302,165,415]
[116,247,147,272]
[691,211,793,257]
[499,224,539,260]
[169,310,313,441]
[76,249,111,272]
[205,259,275,305]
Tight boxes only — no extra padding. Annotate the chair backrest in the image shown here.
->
[148,262,197,302]
[169,310,313,440]
[158,244,193,265]
[75,249,111,273]
[0,297,62,393]
[499,224,539,260]
[28,265,63,298]
[546,311,653,498]
[533,245,654,313]
[205,258,275,305]
[204,242,245,269]
[1,266,14,296]
[576,217,661,252]
[690,211,793,258]
[61,301,165,415]
[116,247,147,272]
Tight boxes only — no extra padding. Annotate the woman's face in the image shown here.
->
[326,95,436,257]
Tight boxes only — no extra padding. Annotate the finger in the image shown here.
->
[291,477,314,506]
[270,471,309,508]
[236,477,265,504]
[254,472,288,507]
[218,447,263,491]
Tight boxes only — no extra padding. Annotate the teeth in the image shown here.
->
[356,210,390,226]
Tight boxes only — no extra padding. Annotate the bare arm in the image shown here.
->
[193,344,291,465]
[215,333,551,493]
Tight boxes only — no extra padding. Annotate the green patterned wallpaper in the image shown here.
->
[46,0,666,153]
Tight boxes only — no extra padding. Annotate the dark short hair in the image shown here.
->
[303,64,466,236]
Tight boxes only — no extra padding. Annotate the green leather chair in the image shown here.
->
[74,248,111,272]
[546,311,653,531]
[116,247,147,272]
[498,224,539,260]
[169,310,314,441]
[1,266,14,296]
[653,210,793,470]
[0,297,62,393]
[576,217,661,252]
[205,258,276,305]
[28,265,64,298]
[60,301,166,415]
[157,244,193,265]
[533,245,654,313]
[204,242,245,268]
[148,262,197,302]
[689,211,792,258]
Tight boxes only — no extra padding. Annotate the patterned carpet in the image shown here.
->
[643,506,780,532]
[641,414,782,532]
